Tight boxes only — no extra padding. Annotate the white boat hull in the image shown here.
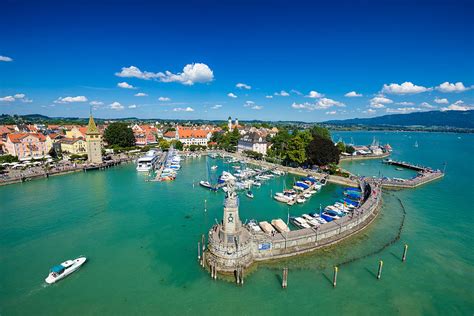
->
[45,257,87,284]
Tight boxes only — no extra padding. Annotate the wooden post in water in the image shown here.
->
[204,199,207,212]
[333,266,338,288]
[402,244,408,262]
[201,234,205,251]
[282,268,288,288]
[197,242,201,261]
[201,251,205,267]
[241,267,244,285]
[377,260,383,279]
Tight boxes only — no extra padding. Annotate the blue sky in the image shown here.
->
[1,0,473,121]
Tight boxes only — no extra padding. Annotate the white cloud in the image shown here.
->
[116,63,214,85]
[326,111,337,115]
[291,98,345,111]
[227,92,237,98]
[89,101,104,105]
[441,100,473,111]
[243,101,255,107]
[367,109,376,114]
[420,102,436,109]
[396,101,415,106]
[158,96,171,101]
[54,96,88,103]
[370,96,393,109]
[251,105,263,110]
[306,90,324,98]
[109,101,124,110]
[0,96,15,102]
[291,89,303,95]
[274,90,290,97]
[211,104,222,109]
[128,104,137,109]
[0,93,32,103]
[434,97,448,104]
[344,91,362,97]
[134,92,148,97]
[173,107,194,112]
[436,82,472,93]
[382,82,432,95]
[386,107,422,114]
[115,66,160,80]
[236,83,251,90]
[265,95,273,99]
[0,55,13,62]
[117,81,136,89]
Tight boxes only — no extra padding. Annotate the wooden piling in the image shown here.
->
[377,260,383,279]
[204,199,207,212]
[333,266,338,288]
[201,251,205,267]
[402,244,408,262]
[197,242,201,260]
[201,234,205,251]
[282,268,288,288]
[241,267,244,285]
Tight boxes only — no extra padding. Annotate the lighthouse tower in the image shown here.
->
[220,179,242,244]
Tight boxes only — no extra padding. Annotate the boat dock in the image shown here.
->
[382,159,432,172]
[203,179,382,276]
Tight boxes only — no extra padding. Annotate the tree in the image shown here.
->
[336,141,346,153]
[310,126,331,140]
[173,140,184,151]
[307,135,340,166]
[0,154,19,163]
[346,145,355,154]
[286,135,307,165]
[159,139,170,151]
[104,122,135,147]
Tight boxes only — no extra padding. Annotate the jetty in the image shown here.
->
[381,159,444,188]
[202,178,382,277]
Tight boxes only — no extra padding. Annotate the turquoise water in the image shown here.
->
[1,132,473,315]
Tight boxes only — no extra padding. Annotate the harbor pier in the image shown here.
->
[204,178,382,277]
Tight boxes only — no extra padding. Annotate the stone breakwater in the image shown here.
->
[204,181,382,275]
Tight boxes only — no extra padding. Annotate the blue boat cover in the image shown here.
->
[51,265,65,273]
[295,182,310,189]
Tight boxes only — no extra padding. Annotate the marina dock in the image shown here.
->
[204,178,382,276]
[381,159,445,188]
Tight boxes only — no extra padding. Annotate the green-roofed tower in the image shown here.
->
[85,114,102,164]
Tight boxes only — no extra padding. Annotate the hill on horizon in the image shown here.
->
[323,110,474,129]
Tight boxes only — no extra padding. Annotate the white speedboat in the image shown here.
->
[45,257,87,284]
[211,165,218,170]
[297,197,306,204]
[303,192,312,199]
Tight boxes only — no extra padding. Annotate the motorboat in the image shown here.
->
[290,217,311,229]
[246,191,254,199]
[248,220,262,233]
[259,221,276,234]
[287,199,295,206]
[136,150,160,172]
[303,192,312,199]
[323,210,341,220]
[297,197,306,204]
[253,181,262,187]
[271,219,290,233]
[325,206,345,216]
[211,165,218,170]
[274,195,291,203]
[45,257,87,284]
[320,212,335,222]
[199,180,213,189]
[301,214,321,227]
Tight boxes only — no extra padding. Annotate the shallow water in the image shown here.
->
[0,131,473,315]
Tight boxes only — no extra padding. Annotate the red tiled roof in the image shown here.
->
[7,133,46,143]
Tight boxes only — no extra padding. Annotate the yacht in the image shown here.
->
[290,217,311,229]
[45,257,87,284]
[136,150,160,172]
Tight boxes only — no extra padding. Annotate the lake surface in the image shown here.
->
[1,131,473,315]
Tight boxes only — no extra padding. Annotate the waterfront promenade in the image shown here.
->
[0,155,135,186]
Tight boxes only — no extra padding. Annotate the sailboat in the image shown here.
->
[414,141,419,148]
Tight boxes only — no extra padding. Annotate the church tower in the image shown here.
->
[228,116,232,131]
[85,114,102,164]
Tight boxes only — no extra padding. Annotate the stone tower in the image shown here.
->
[228,116,232,131]
[220,179,243,245]
[85,114,102,164]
